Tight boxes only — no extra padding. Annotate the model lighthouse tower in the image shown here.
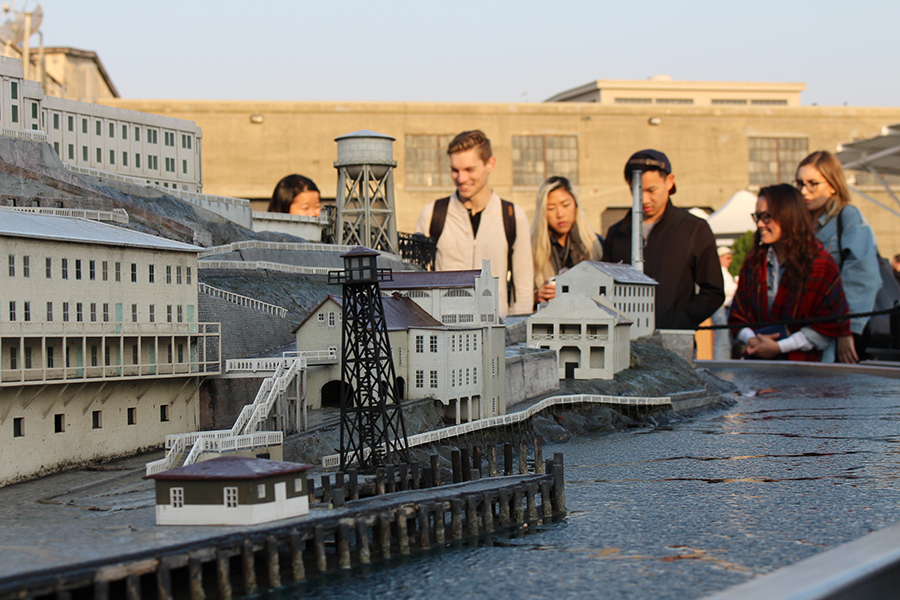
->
[328,247,409,471]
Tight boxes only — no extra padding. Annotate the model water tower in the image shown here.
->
[334,130,399,254]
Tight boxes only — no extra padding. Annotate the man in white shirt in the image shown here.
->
[414,130,533,316]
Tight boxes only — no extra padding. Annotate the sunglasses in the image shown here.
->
[751,212,773,225]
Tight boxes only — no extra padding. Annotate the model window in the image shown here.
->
[160,404,170,422]
[89,260,96,280]
[46,302,53,321]
[257,483,266,499]
[96,148,101,163]
[115,262,121,282]
[131,263,137,283]
[166,265,172,284]
[170,487,184,508]
[102,303,109,322]
[109,149,115,165]
[186,267,192,285]
[75,259,82,280]
[45,257,51,278]
[8,301,15,321]
[68,144,74,160]
[224,487,238,508]
[76,302,83,322]
[176,266,182,284]
[92,410,102,429]
[135,154,141,169]
[68,115,74,131]
[62,302,69,322]
[415,335,423,353]
[132,304,138,323]
[95,121,101,136]
[123,152,128,167]
[149,264,155,283]
[328,312,336,327]
[8,254,13,276]
[177,305,183,323]
[47,347,55,369]
[149,305,155,323]
[127,407,137,425]
[430,335,438,353]
[102,261,108,281]
[13,417,24,437]
[23,302,30,322]
[82,146,88,162]
[134,126,141,142]
[167,305,173,323]
[415,370,424,388]
[90,303,97,322]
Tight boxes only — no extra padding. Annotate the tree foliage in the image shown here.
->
[729,230,755,278]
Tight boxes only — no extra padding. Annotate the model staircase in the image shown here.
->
[145,357,305,475]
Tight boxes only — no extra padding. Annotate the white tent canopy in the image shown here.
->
[705,190,757,246]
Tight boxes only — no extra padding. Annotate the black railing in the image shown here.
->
[398,232,437,270]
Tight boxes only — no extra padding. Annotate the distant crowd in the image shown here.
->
[270,130,900,364]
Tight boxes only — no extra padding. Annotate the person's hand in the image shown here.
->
[746,333,781,359]
[535,282,556,303]
[837,335,859,364]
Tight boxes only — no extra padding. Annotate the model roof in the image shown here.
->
[293,293,442,333]
[144,456,313,481]
[575,261,658,285]
[0,210,201,253]
[379,269,481,290]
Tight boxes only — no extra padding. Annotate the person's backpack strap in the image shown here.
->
[429,197,451,242]
[836,207,851,270]
[501,199,517,304]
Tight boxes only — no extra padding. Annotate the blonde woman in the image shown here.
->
[532,176,603,304]
[796,151,879,363]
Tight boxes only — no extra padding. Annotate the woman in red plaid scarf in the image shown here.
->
[729,184,850,361]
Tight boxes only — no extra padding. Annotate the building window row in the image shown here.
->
[5,256,192,286]
[1,301,191,323]
[9,406,171,439]
[406,134,579,188]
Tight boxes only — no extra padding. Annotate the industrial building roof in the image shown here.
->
[0,210,201,252]
[144,456,313,481]
[379,269,481,290]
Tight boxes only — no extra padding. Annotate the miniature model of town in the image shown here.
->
[2,6,900,600]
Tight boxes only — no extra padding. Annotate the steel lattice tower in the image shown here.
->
[329,247,409,471]
[334,130,399,255]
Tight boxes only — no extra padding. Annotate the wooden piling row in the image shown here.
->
[307,438,552,506]
[0,446,565,600]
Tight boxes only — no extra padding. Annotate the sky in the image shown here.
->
[29,0,900,106]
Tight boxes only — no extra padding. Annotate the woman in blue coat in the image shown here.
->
[796,151,879,363]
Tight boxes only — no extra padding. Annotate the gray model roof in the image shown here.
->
[145,456,313,481]
[380,269,481,290]
[579,261,658,285]
[0,210,201,253]
[590,298,633,325]
[293,293,442,333]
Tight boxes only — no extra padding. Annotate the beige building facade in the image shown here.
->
[103,89,900,256]
[0,210,221,485]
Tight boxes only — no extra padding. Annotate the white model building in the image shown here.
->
[553,261,657,339]
[146,455,313,526]
[293,290,505,424]
[379,261,500,326]
[0,210,220,485]
[527,294,631,380]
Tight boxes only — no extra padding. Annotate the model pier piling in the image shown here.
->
[0,444,564,600]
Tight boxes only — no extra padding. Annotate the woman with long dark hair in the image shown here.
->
[267,174,321,216]
[531,176,602,304]
[796,150,879,362]
[729,184,850,361]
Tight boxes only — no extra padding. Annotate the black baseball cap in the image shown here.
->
[624,149,676,195]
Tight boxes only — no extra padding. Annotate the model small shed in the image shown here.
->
[145,456,314,526]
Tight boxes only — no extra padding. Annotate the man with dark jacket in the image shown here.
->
[602,149,724,330]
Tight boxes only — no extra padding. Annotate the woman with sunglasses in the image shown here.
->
[795,151,879,363]
[729,184,849,361]
[531,176,603,304]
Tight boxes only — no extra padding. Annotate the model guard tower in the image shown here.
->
[334,130,399,255]
[329,246,409,471]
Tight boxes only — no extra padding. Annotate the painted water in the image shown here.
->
[261,367,900,600]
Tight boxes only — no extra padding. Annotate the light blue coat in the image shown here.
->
[815,205,879,360]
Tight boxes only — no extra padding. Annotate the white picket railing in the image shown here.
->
[197,260,333,276]
[198,283,288,318]
[0,205,129,223]
[145,357,305,475]
[321,393,672,468]
[197,240,403,262]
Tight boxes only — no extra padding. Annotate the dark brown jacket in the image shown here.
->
[602,201,724,329]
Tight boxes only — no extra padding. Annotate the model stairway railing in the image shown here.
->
[145,356,304,475]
